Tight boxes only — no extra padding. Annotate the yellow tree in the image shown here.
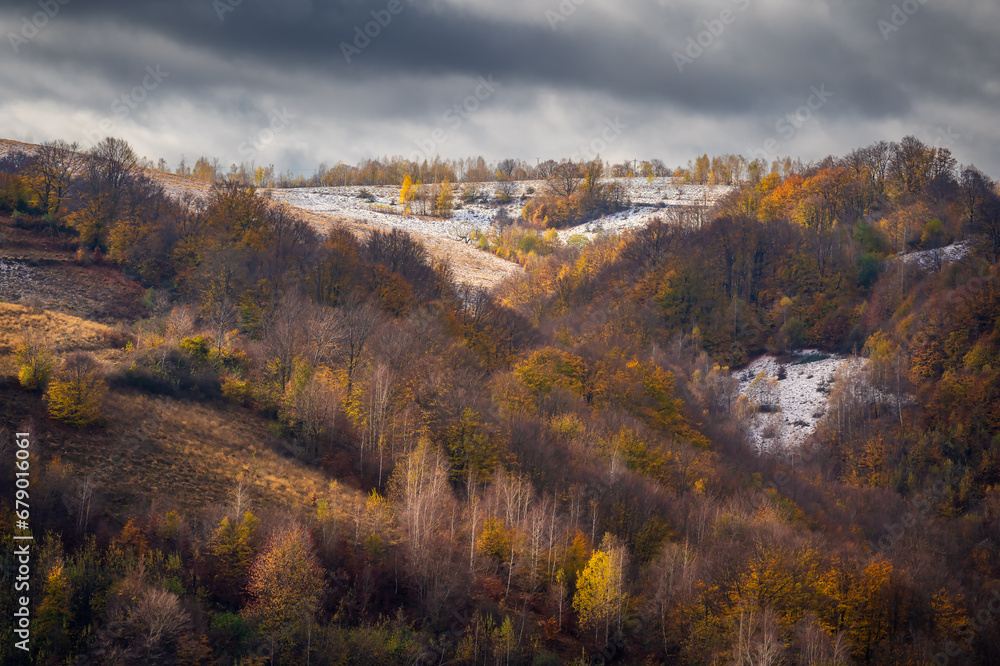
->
[244,525,326,644]
[436,180,455,218]
[14,334,55,391]
[36,561,72,656]
[573,535,629,645]
[210,511,258,604]
[400,175,416,213]
[46,353,107,427]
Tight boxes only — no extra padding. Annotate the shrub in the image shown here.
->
[179,335,211,363]
[781,317,807,349]
[47,352,108,427]
[117,345,222,400]
[15,335,56,391]
[857,253,881,288]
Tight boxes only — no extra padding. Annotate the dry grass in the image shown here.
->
[21,387,361,519]
[0,302,118,354]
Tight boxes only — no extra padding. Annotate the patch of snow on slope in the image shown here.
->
[899,240,972,270]
[734,351,859,451]
[268,179,732,244]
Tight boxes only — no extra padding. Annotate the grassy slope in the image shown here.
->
[1,213,360,519]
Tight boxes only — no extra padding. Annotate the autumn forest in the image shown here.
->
[2,133,1000,666]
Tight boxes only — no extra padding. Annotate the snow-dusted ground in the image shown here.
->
[0,258,36,302]
[899,240,972,271]
[734,351,858,451]
[269,178,732,243]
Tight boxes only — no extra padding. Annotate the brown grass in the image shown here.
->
[6,383,360,519]
[0,302,118,355]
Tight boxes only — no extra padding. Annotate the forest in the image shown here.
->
[1,134,1000,665]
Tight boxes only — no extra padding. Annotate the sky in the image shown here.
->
[1,0,998,177]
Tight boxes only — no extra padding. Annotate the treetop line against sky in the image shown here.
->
[1,0,998,176]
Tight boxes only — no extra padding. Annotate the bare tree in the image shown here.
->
[262,293,311,387]
[496,158,518,180]
[959,166,992,232]
[340,297,381,391]
[536,159,559,179]
[389,441,461,620]
[360,363,395,484]
[547,161,584,198]
[981,190,1000,262]
[24,139,79,217]
[302,304,345,367]
[732,608,787,666]
[133,588,192,662]
[87,136,140,195]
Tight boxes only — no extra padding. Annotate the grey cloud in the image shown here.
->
[0,0,997,174]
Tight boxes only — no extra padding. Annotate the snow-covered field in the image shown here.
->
[266,179,731,287]
[734,351,858,451]
[268,178,732,243]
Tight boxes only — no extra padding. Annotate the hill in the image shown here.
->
[2,134,1000,664]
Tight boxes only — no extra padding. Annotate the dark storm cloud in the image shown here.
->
[1,0,998,173]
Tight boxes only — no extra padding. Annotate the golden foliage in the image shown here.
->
[46,352,108,427]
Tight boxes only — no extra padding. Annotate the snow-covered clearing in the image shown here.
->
[269,178,731,243]
[734,351,859,451]
[267,178,731,288]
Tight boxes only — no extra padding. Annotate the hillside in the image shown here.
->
[1,138,519,289]
[2,135,1000,665]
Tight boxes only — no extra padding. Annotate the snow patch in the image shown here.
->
[899,240,972,271]
[268,178,733,244]
[733,351,858,451]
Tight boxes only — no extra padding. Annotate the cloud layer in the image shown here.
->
[2,0,998,175]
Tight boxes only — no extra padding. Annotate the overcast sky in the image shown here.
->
[1,0,998,176]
